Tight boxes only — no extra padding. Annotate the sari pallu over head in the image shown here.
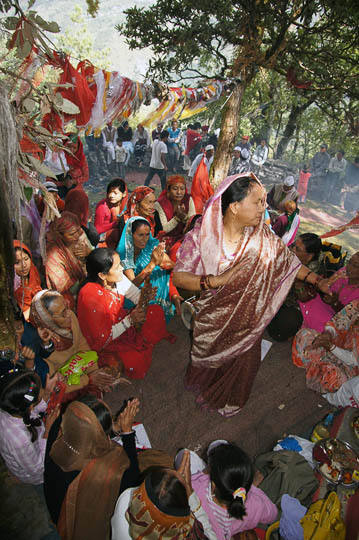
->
[30,289,74,351]
[51,401,129,540]
[157,175,191,231]
[13,240,42,313]
[175,173,301,368]
[117,216,175,322]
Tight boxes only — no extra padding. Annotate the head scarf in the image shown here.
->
[30,289,73,351]
[13,240,42,313]
[52,401,129,540]
[46,211,85,282]
[64,185,89,228]
[125,187,155,233]
[157,176,190,222]
[64,136,86,170]
[126,473,194,540]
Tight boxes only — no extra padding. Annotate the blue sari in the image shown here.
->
[117,217,175,322]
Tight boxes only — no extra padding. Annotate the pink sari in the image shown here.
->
[175,173,301,409]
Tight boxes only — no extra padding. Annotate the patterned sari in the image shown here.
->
[292,300,359,393]
[117,217,175,322]
[175,174,301,411]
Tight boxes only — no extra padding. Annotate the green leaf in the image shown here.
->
[28,0,37,8]
[3,17,19,30]
[34,15,60,33]
[23,98,37,112]
[18,40,33,59]
[56,98,80,115]
[27,155,57,179]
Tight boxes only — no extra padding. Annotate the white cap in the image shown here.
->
[283,175,294,187]
[43,181,58,192]
[234,146,241,151]
[205,144,214,151]
[240,149,250,160]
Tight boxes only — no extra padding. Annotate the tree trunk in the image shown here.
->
[0,82,19,351]
[210,82,248,190]
[275,101,313,159]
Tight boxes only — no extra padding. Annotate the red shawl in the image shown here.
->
[191,155,214,213]
[13,240,42,313]
[65,186,90,228]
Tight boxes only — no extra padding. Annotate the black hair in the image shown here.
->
[185,214,202,234]
[132,218,151,234]
[14,245,31,258]
[77,395,112,436]
[160,130,169,140]
[338,149,345,156]
[42,292,61,314]
[84,247,115,285]
[144,467,189,512]
[188,124,194,130]
[208,443,253,520]
[12,301,25,323]
[193,122,201,130]
[354,157,359,164]
[107,177,126,195]
[298,233,322,261]
[221,176,260,216]
[0,370,41,442]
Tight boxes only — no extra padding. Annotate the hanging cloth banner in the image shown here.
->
[320,212,359,239]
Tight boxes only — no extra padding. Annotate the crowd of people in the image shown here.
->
[1,118,359,540]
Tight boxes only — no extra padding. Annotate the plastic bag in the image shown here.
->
[274,436,315,468]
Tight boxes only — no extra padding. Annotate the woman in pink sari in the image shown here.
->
[173,173,331,417]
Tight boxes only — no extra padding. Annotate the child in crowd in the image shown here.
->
[0,365,59,485]
[116,139,127,179]
[190,441,277,539]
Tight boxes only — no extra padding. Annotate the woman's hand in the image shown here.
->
[90,369,116,390]
[306,331,333,352]
[44,404,60,438]
[116,398,140,433]
[175,204,187,222]
[150,244,165,267]
[172,294,184,315]
[20,345,35,361]
[317,278,332,296]
[42,373,61,401]
[130,306,146,325]
[72,243,91,258]
[177,449,193,497]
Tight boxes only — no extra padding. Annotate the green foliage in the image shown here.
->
[55,4,111,69]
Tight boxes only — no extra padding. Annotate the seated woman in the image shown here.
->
[117,217,182,322]
[154,175,196,251]
[0,365,59,486]
[13,240,42,320]
[124,186,156,236]
[30,289,116,397]
[49,399,132,540]
[44,396,140,525]
[292,299,359,394]
[272,200,300,246]
[267,233,327,341]
[94,178,128,249]
[77,248,174,379]
[45,211,92,307]
[112,450,217,540]
[64,181,99,247]
[189,441,277,540]
[169,213,202,263]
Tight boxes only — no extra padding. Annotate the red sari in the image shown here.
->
[65,138,89,185]
[156,188,193,251]
[13,240,42,314]
[77,282,174,379]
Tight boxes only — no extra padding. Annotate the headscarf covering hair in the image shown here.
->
[64,186,90,228]
[167,175,186,186]
[46,211,85,282]
[52,401,129,540]
[30,289,73,351]
[65,136,86,170]
[13,240,42,313]
[125,186,155,233]
[126,472,194,540]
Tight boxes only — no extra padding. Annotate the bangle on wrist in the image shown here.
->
[204,274,215,289]
[313,274,322,287]
[200,275,207,290]
[303,270,312,283]
[42,340,54,350]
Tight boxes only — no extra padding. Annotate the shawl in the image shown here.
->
[30,289,74,351]
[156,176,191,239]
[175,173,301,367]
[272,184,298,208]
[124,186,155,234]
[52,401,129,540]
[65,137,86,170]
[13,240,42,313]
[126,474,194,540]
[64,186,89,228]
[191,155,214,214]
[117,217,175,321]
[45,212,87,292]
